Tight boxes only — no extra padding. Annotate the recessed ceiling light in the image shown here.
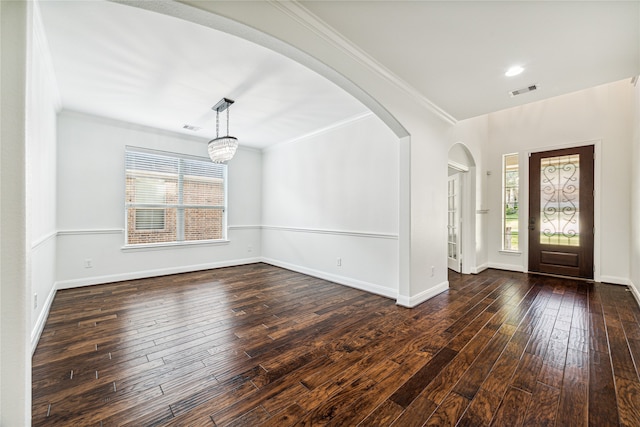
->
[505,66,524,77]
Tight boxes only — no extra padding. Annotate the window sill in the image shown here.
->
[499,250,522,256]
[122,239,230,252]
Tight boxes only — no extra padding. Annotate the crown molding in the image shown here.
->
[269,1,457,125]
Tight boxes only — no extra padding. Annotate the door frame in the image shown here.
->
[522,139,601,281]
[448,160,475,274]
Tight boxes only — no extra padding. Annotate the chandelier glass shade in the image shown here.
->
[208,135,238,164]
[208,98,238,164]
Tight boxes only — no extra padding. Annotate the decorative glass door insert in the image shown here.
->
[540,154,580,246]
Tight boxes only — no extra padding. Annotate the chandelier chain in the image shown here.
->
[216,110,220,138]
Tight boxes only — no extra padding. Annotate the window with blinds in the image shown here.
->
[125,148,227,246]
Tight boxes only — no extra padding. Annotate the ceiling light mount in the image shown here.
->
[208,97,238,164]
[505,65,524,77]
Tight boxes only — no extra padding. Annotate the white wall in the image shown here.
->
[630,80,640,302]
[27,2,60,351]
[56,111,262,288]
[487,79,634,283]
[448,115,490,273]
[1,1,30,424]
[261,113,400,298]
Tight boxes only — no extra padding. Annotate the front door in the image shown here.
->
[447,173,461,273]
[528,145,594,279]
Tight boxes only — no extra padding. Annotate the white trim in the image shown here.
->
[599,275,631,286]
[488,262,526,273]
[30,283,57,355]
[262,225,398,240]
[265,112,374,151]
[396,281,449,308]
[228,225,262,231]
[261,257,397,300]
[121,239,230,252]
[268,1,457,125]
[448,160,469,172]
[31,230,56,250]
[57,229,123,236]
[628,281,640,308]
[55,257,261,290]
[471,263,489,274]
[499,250,522,256]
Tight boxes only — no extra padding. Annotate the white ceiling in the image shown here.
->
[301,1,640,120]
[39,1,639,148]
[38,1,370,149]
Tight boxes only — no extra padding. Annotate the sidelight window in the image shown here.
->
[502,154,519,251]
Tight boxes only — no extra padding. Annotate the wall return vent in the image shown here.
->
[509,84,538,97]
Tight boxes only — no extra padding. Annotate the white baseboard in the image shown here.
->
[471,263,489,274]
[599,275,631,286]
[55,257,262,290]
[396,281,449,308]
[628,281,640,308]
[31,283,57,355]
[260,257,398,300]
[488,262,525,273]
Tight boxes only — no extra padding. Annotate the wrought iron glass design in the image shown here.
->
[447,178,457,260]
[540,154,580,246]
[503,154,519,250]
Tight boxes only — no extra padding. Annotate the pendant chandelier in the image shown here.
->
[208,98,238,164]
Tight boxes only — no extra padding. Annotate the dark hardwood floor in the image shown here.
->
[32,263,640,426]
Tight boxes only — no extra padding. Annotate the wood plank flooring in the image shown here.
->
[32,264,640,426]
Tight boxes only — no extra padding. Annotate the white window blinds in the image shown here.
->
[125,148,227,246]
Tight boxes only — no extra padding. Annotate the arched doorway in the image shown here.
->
[448,143,477,274]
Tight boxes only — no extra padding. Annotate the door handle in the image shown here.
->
[529,217,535,230]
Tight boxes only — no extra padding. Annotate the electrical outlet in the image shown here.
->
[84,258,93,268]
[431,266,435,277]
[337,257,342,267]
[247,244,253,253]
[34,293,38,309]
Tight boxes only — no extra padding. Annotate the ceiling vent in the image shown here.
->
[182,124,202,131]
[509,84,538,97]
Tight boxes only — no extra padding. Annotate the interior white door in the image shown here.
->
[447,173,462,272]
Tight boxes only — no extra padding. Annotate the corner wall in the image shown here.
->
[28,1,61,352]
[261,114,400,298]
[55,112,262,288]
[630,79,640,302]
[1,1,30,424]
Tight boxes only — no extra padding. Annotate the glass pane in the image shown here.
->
[127,207,177,244]
[540,154,580,246]
[503,154,519,250]
[184,208,224,241]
